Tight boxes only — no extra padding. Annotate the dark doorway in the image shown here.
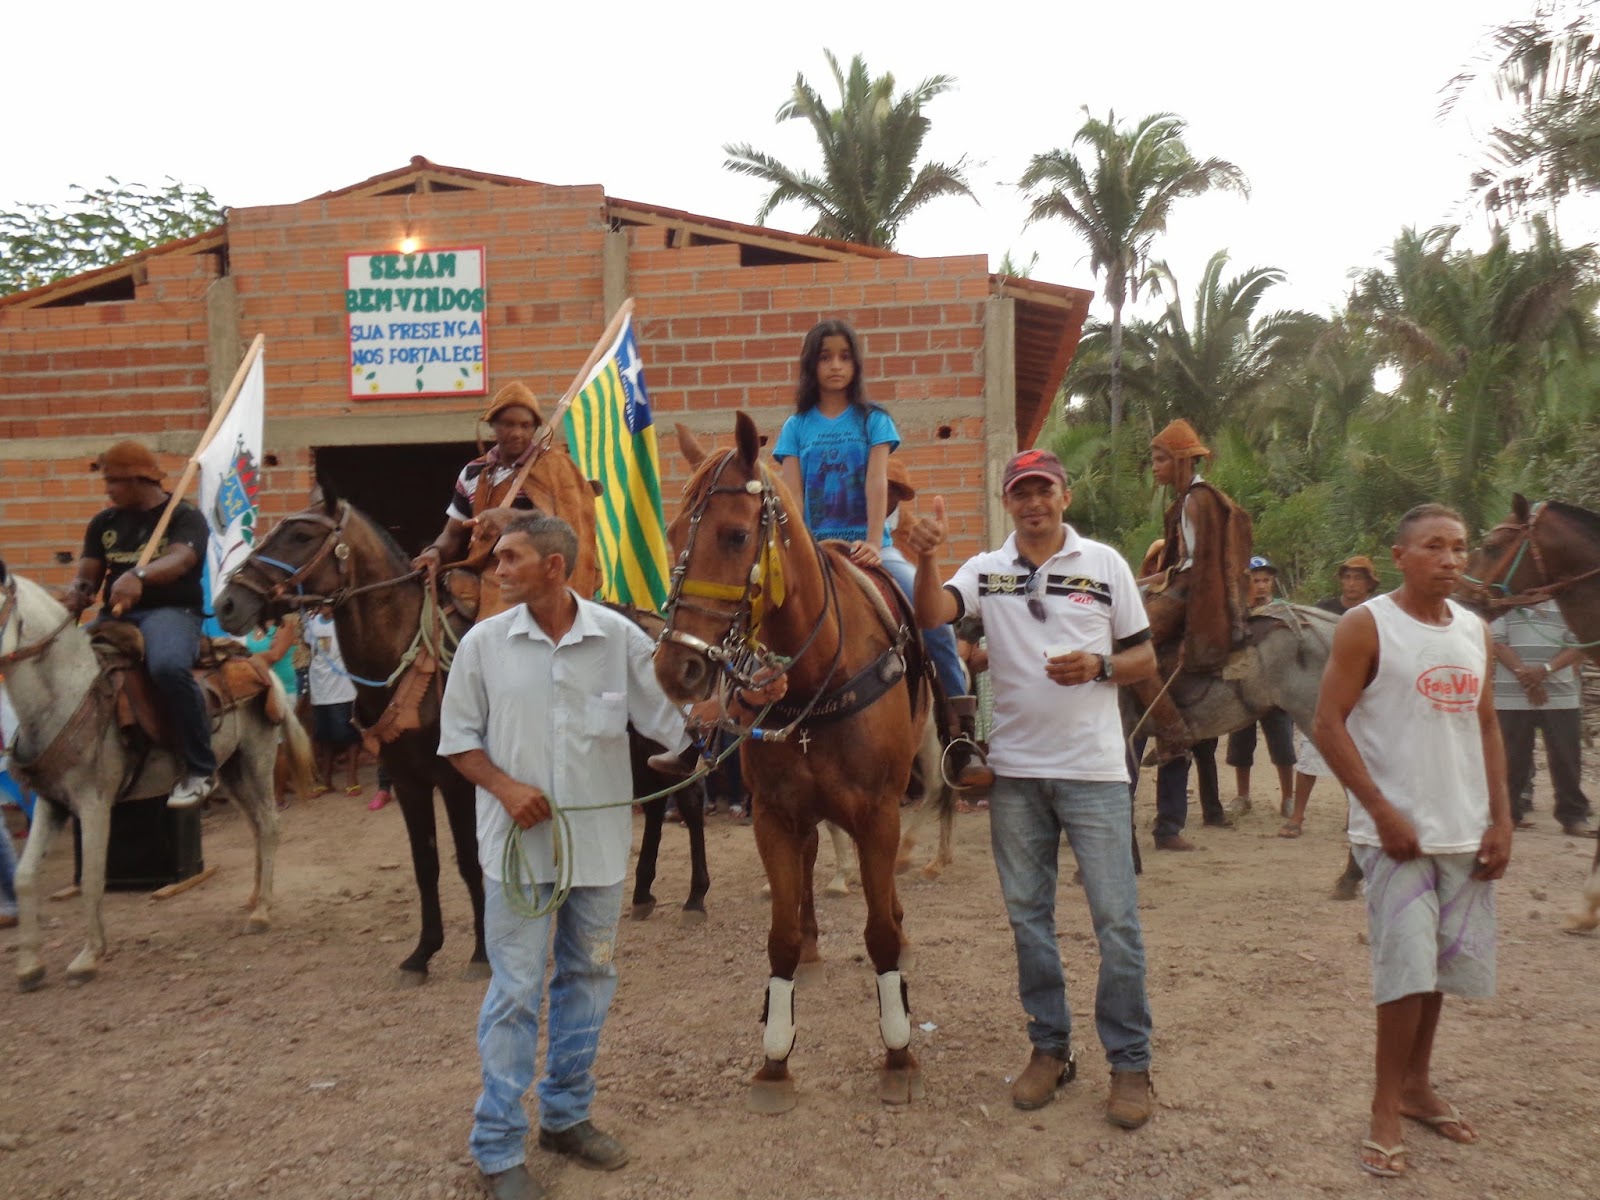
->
[312,442,478,557]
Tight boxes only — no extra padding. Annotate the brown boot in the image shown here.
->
[1154,834,1195,851]
[1011,1047,1076,1110]
[1106,1069,1154,1129]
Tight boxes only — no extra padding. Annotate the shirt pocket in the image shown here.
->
[578,691,630,741]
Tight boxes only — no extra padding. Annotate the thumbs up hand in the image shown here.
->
[899,495,949,560]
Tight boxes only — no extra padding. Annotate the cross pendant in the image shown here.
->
[797,729,811,755]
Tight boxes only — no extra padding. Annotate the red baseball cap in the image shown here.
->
[1002,448,1068,494]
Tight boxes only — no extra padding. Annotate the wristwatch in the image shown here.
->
[133,567,149,582]
[1095,653,1114,682]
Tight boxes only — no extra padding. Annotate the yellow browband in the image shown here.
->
[676,464,787,635]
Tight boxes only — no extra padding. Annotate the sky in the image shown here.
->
[6,0,1577,324]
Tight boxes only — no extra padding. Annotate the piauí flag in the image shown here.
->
[197,347,266,607]
[563,319,671,610]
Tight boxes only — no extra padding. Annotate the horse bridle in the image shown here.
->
[225,502,359,610]
[0,575,77,669]
[1461,500,1600,612]
[659,453,792,682]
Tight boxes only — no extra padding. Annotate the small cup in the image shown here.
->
[1044,643,1077,661]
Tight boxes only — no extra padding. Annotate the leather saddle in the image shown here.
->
[90,621,284,750]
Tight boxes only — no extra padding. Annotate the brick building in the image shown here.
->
[0,157,1090,588]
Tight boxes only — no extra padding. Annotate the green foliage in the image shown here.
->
[723,51,976,248]
[0,177,224,296]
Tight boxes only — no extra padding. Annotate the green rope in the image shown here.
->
[498,704,769,919]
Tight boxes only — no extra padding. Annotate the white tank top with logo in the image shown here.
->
[1345,594,1491,855]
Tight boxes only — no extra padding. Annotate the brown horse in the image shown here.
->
[653,412,929,1114]
[1461,494,1600,933]
[215,490,489,984]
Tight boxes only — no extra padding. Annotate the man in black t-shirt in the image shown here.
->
[65,440,218,807]
[1316,555,1380,616]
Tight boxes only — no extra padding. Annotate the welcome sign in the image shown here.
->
[345,247,489,398]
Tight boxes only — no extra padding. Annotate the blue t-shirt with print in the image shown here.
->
[773,405,901,545]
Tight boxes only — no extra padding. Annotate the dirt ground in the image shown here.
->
[2,762,1597,1200]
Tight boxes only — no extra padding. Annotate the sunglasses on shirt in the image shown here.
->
[1025,568,1047,624]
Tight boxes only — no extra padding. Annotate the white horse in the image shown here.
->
[0,563,310,990]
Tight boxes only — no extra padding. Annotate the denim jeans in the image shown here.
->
[120,607,217,777]
[989,775,1152,1071]
[881,547,969,699]
[0,812,16,917]
[1154,738,1222,838]
[470,880,624,1174]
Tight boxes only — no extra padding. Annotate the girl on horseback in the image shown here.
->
[773,319,968,703]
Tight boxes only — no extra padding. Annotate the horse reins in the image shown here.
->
[1461,501,1600,614]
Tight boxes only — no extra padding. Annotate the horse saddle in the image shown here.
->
[90,621,284,750]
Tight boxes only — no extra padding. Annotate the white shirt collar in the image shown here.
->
[504,591,599,647]
[999,524,1083,568]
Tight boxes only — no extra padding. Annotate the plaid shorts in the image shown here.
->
[1351,846,1496,1006]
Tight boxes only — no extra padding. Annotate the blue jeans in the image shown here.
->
[120,607,217,777]
[1154,737,1221,839]
[0,809,16,918]
[989,776,1152,1071]
[881,548,968,699]
[470,880,624,1174]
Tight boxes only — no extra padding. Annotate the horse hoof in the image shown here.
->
[919,863,944,882]
[747,1076,797,1115]
[243,916,270,935]
[678,907,707,927]
[17,967,45,993]
[794,959,825,987]
[1563,913,1599,935]
[878,1066,925,1106]
[65,967,97,988]
[394,968,429,989]
[630,900,657,921]
[460,961,491,982]
[1330,880,1361,902]
[823,878,850,897]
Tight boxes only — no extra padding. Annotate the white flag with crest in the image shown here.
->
[196,346,266,605]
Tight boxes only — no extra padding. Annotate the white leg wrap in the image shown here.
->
[762,976,797,1061]
[877,970,911,1051]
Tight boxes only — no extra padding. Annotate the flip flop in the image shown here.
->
[345,784,364,797]
[1402,1104,1477,1144]
[1277,821,1303,839]
[1357,1140,1407,1178]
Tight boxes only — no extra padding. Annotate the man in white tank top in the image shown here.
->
[1312,504,1513,1180]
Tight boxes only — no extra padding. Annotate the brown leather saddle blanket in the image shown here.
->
[91,621,284,750]
[758,543,931,728]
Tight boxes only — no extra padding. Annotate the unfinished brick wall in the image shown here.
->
[0,253,220,581]
[628,232,994,563]
[1,176,1014,592]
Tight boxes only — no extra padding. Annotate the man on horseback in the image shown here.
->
[901,447,1161,1129]
[410,382,599,618]
[1131,419,1253,764]
[63,440,217,808]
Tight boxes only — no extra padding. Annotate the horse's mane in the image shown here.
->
[1547,499,1600,546]
[13,573,68,620]
[679,448,737,502]
[332,502,412,576]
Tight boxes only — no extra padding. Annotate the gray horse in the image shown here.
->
[1148,603,1338,743]
[0,564,310,990]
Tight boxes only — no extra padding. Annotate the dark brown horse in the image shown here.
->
[215,490,487,984]
[653,412,929,1114]
[1461,494,1600,933]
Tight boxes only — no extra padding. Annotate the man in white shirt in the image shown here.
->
[1314,503,1512,1180]
[439,514,696,1200]
[900,448,1160,1130]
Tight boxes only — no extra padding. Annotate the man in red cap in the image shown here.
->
[65,440,218,807]
[411,382,599,619]
[900,446,1160,1129]
[1131,419,1253,764]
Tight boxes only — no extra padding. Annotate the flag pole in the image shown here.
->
[115,333,266,612]
[498,299,634,505]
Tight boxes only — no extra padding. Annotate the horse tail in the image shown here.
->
[266,675,317,802]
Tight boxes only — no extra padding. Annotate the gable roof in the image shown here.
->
[2,156,1089,445]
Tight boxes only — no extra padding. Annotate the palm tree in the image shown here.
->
[1349,219,1598,528]
[1019,111,1248,436]
[722,51,976,249]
